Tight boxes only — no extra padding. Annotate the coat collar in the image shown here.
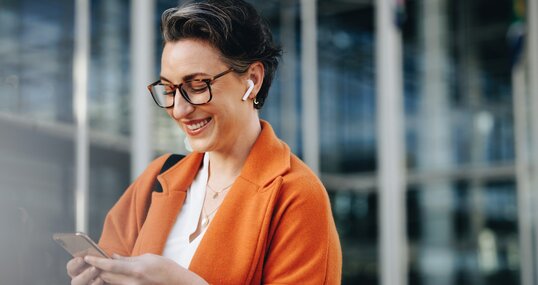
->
[237,120,290,187]
[135,121,291,283]
[158,120,291,193]
[189,121,290,283]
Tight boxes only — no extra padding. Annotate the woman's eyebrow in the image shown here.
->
[183,72,210,81]
[159,75,173,83]
[159,72,211,84]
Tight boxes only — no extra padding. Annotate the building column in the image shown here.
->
[131,0,155,178]
[375,0,407,285]
[512,51,532,285]
[527,0,538,283]
[73,0,90,233]
[300,0,320,174]
[457,2,487,284]
[416,0,454,284]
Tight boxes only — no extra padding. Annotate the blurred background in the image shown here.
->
[1,0,537,284]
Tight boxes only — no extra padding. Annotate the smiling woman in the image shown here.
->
[159,39,263,154]
[64,0,342,284]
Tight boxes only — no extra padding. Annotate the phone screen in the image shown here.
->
[53,232,110,258]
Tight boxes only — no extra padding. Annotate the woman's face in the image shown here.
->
[160,39,258,154]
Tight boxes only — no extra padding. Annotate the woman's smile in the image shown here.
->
[183,117,213,136]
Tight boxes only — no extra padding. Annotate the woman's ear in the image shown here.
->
[246,62,265,99]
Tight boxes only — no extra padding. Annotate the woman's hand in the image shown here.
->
[66,256,104,285]
[84,253,208,285]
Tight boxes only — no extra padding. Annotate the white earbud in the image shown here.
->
[242,79,255,101]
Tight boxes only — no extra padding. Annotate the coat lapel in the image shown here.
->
[134,121,291,284]
[132,152,204,256]
[189,176,283,284]
[189,121,291,284]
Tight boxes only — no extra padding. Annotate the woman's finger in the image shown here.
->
[99,271,131,285]
[90,276,104,285]
[67,257,88,278]
[71,266,100,285]
[112,253,136,261]
[85,256,132,275]
[111,253,123,259]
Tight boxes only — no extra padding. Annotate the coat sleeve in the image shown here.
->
[262,174,342,285]
[98,155,170,256]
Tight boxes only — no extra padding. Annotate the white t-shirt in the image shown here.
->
[162,153,209,268]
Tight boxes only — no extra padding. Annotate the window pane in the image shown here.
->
[403,0,518,284]
[407,181,518,285]
[0,0,74,122]
[330,189,379,284]
[318,0,376,174]
[403,0,514,170]
[89,0,131,135]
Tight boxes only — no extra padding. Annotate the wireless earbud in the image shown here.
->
[242,79,255,101]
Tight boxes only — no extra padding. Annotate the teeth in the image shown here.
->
[187,119,209,131]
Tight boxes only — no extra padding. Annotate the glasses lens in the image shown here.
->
[151,84,175,107]
[181,80,210,104]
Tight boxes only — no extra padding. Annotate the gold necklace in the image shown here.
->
[201,203,222,228]
[201,182,234,227]
[207,183,233,199]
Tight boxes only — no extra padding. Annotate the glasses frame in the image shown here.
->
[147,68,235,108]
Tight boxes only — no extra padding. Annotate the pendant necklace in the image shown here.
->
[201,203,221,228]
[201,182,233,227]
[207,183,233,199]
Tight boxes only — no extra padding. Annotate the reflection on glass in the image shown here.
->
[403,0,514,169]
[0,1,74,122]
[403,0,517,284]
[407,181,518,285]
[0,0,525,284]
[318,0,376,174]
[0,1,133,284]
[330,190,378,284]
[90,0,131,135]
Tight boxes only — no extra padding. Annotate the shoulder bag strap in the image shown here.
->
[153,154,185,193]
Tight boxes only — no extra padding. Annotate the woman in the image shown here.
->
[67,0,342,284]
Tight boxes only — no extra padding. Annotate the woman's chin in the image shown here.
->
[187,140,212,153]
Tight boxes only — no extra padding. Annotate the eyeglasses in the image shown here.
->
[147,68,235,108]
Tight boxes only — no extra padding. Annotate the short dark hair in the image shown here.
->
[161,0,282,109]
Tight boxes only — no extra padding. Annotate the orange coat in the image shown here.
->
[98,121,342,284]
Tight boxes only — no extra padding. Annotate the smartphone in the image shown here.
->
[53,232,110,258]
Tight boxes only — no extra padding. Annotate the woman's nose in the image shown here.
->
[172,89,194,119]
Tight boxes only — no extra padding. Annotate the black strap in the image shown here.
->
[153,154,185,193]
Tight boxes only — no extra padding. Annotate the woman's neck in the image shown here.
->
[207,118,262,184]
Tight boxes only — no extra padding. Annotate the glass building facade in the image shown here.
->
[0,0,537,284]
